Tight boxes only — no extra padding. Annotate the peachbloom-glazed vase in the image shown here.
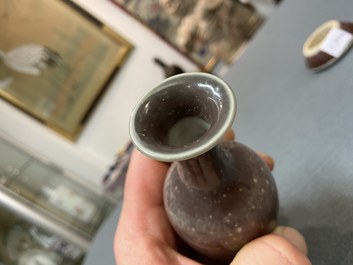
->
[129,72,278,264]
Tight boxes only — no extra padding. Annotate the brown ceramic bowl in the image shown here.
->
[303,20,353,72]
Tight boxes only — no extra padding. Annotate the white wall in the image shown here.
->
[0,0,197,186]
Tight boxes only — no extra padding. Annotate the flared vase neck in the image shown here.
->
[176,144,230,191]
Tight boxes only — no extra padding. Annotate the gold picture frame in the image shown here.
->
[0,0,133,140]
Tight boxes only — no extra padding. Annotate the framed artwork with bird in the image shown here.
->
[0,0,133,140]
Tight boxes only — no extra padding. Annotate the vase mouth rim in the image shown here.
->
[129,72,237,162]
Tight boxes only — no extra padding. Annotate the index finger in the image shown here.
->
[123,149,169,210]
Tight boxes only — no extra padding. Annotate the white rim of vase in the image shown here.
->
[129,72,237,162]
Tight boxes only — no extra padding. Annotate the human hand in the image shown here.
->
[114,133,311,265]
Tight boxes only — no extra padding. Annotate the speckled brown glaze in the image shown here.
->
[164,141,278,264]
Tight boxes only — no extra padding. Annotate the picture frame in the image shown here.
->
[111,0,263,71]
[0,0,133,140]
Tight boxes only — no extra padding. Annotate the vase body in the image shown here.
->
[129,73,278,264]
[164,142,278,264]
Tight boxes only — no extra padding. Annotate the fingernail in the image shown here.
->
[257,152,275,170]
[273,226,308,255]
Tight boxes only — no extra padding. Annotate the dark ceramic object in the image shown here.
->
[153,57,185,78]
[129,73,278,264]
[303,20,353,72]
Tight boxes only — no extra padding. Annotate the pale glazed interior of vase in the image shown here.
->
[130,73,236,162]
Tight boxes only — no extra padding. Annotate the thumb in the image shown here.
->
[272,226,308,255]
[230,226,312,265]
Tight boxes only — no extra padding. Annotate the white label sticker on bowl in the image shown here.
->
[320,27,353,58]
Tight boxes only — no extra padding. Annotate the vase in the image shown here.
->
[129,72,278,264]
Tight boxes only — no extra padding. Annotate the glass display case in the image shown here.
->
[0,138,30,185]
[0,198,84,265]
[0,132,117,264]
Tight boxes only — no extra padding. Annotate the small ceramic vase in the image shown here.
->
[130,73,278,264]
[303,20,353,72]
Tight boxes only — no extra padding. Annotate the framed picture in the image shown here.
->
[0,0,133,140]
[111,0,263,71]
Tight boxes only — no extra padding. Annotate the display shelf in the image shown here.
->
[0,192,84,265]
[0,131,117,264]
[6,159,111,237]
[0,139,32,185]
